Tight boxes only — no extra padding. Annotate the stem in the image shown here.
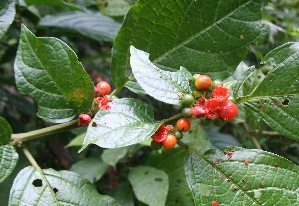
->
[163,113,184,124]
[11,119,78,145]
[23,146,41,170]
[249,130,281,136]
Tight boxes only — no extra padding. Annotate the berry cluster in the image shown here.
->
[188,75,238,121]
[78,81,112,126]
[151,118,191,150]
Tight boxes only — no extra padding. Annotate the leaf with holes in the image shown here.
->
[185,148,299,205]
[0,117,12,145]
[130,46,192,105]
[9,166,120,205]
[39,11,121,42]
[14,25,94,123]
[81,98,161,150]
[111,0,264,88]
[0,145,18,184]
[238,43,299,141]
[128,166,169,206]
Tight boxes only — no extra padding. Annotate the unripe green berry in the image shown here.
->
[211,79,222,89]
[151,140,162,150]
[180,94,195,107]
[173,130,184,140]
[182,107,192,117]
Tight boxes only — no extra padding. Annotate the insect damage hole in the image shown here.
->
[53,188,59,194]
[282,99,289,106]
[92,122,97,127]
[32,179,43,187]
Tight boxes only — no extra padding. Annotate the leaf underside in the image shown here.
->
[9,166,120,206]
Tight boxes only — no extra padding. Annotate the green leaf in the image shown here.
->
[70,157,109,183]
[239,43,299,141]
[14,25,94,123]
[39,10,121,42]
[232,66,256,99]
[81,98,161,150]
[0,145,18,184]
[146,148,193,206]
[111,0,264,88]
[9,166,120,205]
[0,117,12,145]
[185,148,299,205]
[128,166,169,206]
[130,46,192,105]
[0,0,16,39]
[101,147,130,168]
[65,132,86,148]
[125,80,147,95]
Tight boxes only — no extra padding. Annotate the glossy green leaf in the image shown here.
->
[81,98,161,150]
[239,43,299,141]
[128,166,168,206]
[146,148,193,206]
[130,46,192,105]
[101,147,130,168]
[185,148,299,205]
[14,25,94,123]
[0,145,18,184]
[9,166,120,205]
[0,117,12,145]
[39,11,121,42]
[111,0,264,88]
[70,157,109,183]
[0,0,16,39]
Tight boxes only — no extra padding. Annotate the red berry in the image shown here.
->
[211,85,230,102]
[78,114,92,125]
[94,81,111,97]
[176,118,191,132]
[189,106,206,118]
[151,124,173,143]
[211,201,220,206]
[205,98,221,119]
[97,97,112,110]
[218,101,238,121]
[162,134,177,149]
[195,75,212,90]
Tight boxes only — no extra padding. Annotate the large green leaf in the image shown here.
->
[0,145,18,184]
[237,43,299,141]
[101,147,130,168]
[14,25,94,123]
[146,148,193,206]
[111,0,264,88]
[185,148,299,205]
[39,11,121,42]
[130,46,192,105]
[70,157,109,183]
[0,0,16,39]
[81,98,161,150]
[9,166,120,205]
[128,166,169,206]
[0,117,12,145]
